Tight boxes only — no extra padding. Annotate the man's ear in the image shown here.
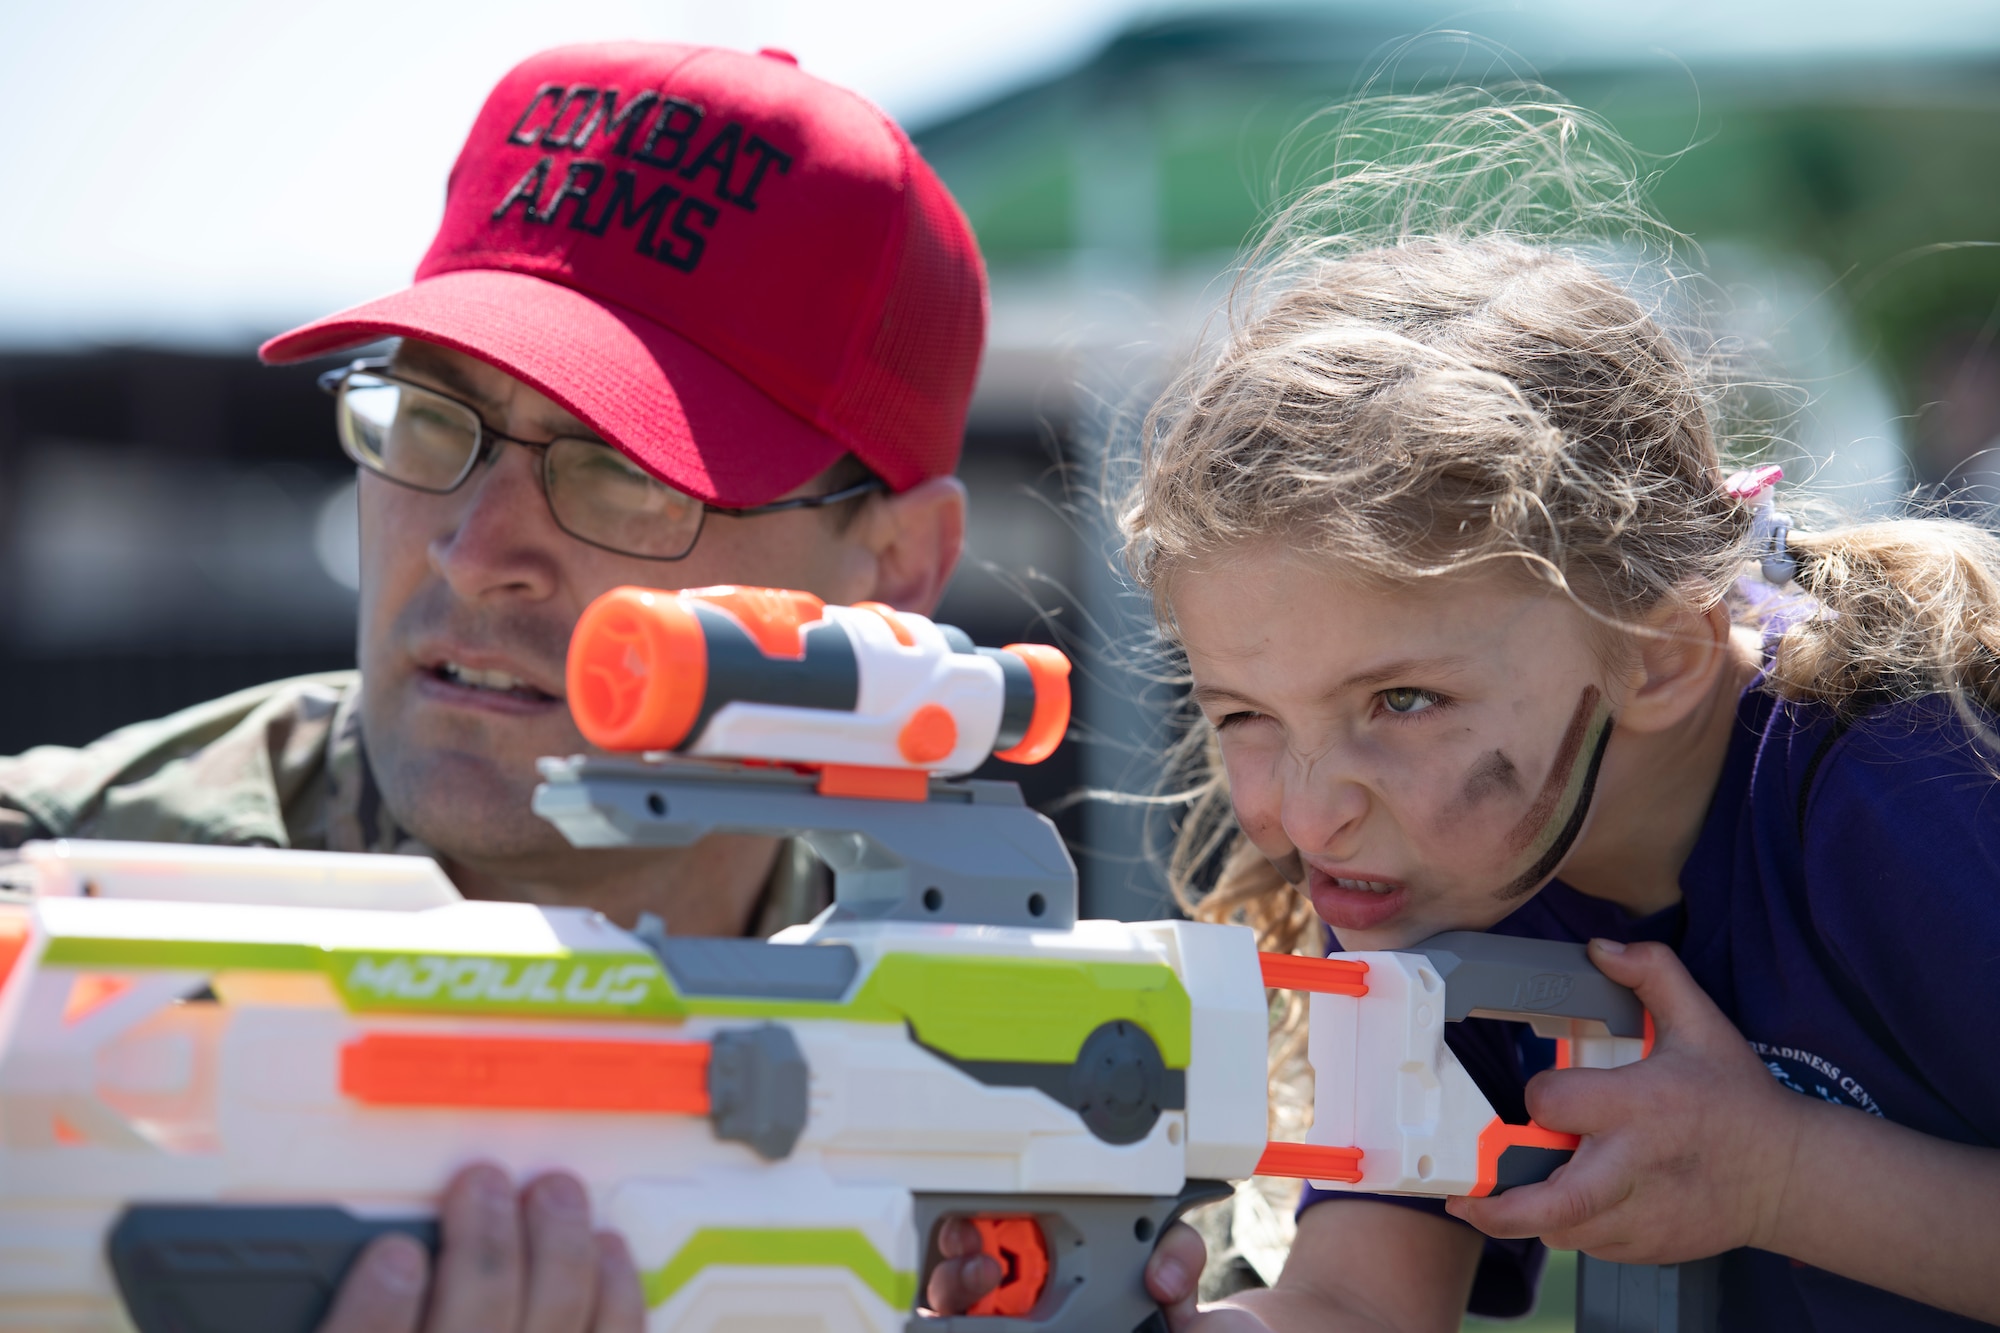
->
[1617,595,1732,734]
[861,475,967,614]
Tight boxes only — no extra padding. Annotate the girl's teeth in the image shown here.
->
[1333,877,1393,894]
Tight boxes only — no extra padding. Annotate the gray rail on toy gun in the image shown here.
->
[533,755,1078,930]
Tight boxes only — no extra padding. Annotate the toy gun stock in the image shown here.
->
[1251,932,1713,1331]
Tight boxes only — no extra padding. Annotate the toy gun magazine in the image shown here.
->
[0,586,1702,1332]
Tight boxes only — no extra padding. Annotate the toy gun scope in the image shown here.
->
[567,587,1070,799]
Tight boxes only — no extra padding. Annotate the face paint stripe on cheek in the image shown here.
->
[1497,713,1612,901]
[1504,685,1607,858]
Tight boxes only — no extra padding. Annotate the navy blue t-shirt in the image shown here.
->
[1300,683,2000,1330]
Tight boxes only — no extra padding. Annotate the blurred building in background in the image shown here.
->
[3,4,1997,917]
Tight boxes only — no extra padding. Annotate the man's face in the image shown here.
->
[355,341,889,871]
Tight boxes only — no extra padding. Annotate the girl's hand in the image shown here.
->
[1446,938,1805,1262]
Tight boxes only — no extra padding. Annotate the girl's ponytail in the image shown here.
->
[1773,519,2000,730]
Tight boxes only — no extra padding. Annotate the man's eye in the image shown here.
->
[1380,688,1439,715]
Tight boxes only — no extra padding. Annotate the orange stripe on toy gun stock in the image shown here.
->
[339,1033,713,1114]
[563,587,1071,790]
[1251,954,1370,1184]
[1258,952,1369,996]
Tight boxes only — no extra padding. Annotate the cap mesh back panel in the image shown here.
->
[826,158,987,488]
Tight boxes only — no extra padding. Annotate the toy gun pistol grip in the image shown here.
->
[108,1205,439,1333]
[909,1180,1230,1332]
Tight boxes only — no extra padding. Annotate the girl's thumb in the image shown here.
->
[1586,937,1706,1043]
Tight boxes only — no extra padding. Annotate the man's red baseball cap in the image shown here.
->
[260,43,987,507]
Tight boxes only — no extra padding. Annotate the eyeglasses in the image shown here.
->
[318,359,885,561]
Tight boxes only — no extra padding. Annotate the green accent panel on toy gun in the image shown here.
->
[42,937,325,972]
[40,937,691,1021]
[330,952,687,1019]
[641,1227,917,1310]
[40,936,1189,1065]
[673,955,1191,1067]
[857,954,1192,1068]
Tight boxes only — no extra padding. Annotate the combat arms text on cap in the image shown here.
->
[260,43,988,507]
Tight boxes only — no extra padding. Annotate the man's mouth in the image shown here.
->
[429,660,560,704]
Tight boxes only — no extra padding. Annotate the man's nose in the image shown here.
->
[427,444,562,603]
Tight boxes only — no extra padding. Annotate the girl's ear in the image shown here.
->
[1616,596,1734,735]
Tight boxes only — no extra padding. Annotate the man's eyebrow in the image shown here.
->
[393,349,606,443]
[392,349,507,414]
[1335,655,1473,692]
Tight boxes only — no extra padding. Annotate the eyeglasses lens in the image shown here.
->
[337,376,480,492]
[335,370,708,560]
[545,436,705,559]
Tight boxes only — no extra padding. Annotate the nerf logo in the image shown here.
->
[1512,973,1574,1011]
[340,954,662,1009]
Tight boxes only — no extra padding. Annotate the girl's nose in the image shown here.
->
[1280,762,1370,860]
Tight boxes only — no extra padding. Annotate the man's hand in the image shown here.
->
[919,1217,1001,1316]
[923,1218,1270,1331]
[316,1164,646,1333]
[1445,938,1804,1262]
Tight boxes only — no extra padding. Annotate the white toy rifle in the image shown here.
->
[0,586,1705,1332]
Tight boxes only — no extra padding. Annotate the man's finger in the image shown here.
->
[520,1172,601,1333]
[935,1216,982,1260]
[922,1219,1001,1316]
[425,1163,525,1332]
[315,1233,428,1333]
[589,1232,647,1333]
[1143,1220,1206,1328]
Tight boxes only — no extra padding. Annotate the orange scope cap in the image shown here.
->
[992,643,1071,765]
[566,587,709,751]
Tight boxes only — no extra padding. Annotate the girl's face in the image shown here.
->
[1172,545,1621,950]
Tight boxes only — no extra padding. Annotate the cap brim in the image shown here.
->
[260,269,845,508]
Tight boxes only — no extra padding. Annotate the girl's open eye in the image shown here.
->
[1379,687,1441,716]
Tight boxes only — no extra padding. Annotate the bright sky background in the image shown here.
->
[5,0,1997,347]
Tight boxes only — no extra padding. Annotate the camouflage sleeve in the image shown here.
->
[0,805,43,850]
[0,672,359,849]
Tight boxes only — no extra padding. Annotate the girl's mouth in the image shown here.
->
[1306,868,1408,933]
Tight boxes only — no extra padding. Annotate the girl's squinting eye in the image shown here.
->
[1213,709,1267,730]
[1380,687,1440,716]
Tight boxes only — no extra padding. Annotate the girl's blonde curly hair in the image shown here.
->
[1122,87,2000,985]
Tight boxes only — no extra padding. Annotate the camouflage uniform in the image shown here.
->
[0,673,828,936]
